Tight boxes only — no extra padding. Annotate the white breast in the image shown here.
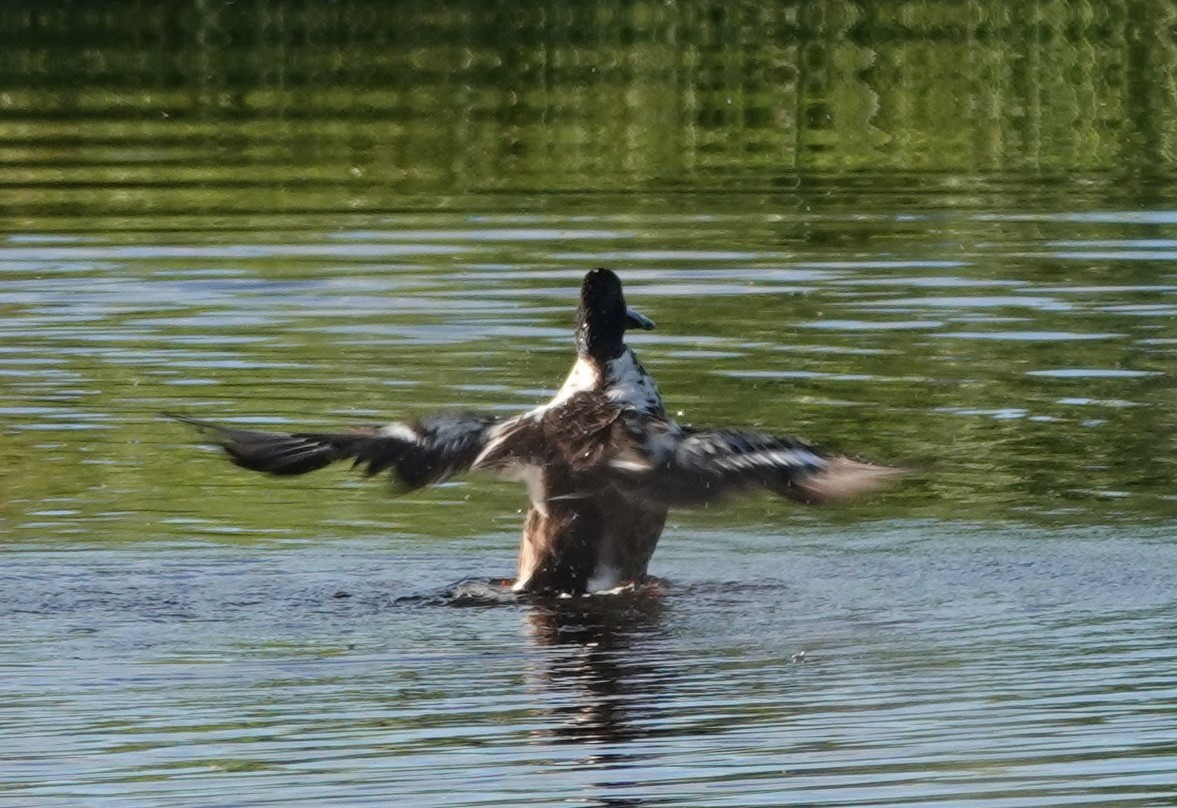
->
[604,349,662,413]
[549,356,601,406]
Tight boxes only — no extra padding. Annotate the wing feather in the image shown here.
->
[617,424,903,506]
[165,412,499,489]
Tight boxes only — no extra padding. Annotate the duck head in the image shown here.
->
[575,268,655,361]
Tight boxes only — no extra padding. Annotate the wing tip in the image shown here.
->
[161,411,205,427]
[794,457,907,504]
[165,411,335,476]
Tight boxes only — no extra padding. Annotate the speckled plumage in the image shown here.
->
[168,268,901,595]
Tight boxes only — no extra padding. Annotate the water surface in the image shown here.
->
[3,3,1177,806]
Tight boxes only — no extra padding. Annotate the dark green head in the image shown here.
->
[574,268,655,361]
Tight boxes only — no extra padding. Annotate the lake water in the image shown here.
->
[3,3,1177,806]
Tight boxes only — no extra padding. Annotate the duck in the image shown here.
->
[168,268,901,595]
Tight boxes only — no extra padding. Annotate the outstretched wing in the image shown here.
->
[619,425,903,506]
[165,411,500,490]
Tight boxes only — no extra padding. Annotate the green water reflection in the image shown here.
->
[8,0,1177,532]
[3,1,1177,219]
[3,203,1176,540]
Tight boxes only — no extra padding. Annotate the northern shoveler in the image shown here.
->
[168,268,901,595]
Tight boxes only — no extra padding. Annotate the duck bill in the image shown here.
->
[625,306,655,331]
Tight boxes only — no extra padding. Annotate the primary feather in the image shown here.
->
[164,412,498,489]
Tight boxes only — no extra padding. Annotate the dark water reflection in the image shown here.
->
[5,1,1177,805]
[4,531,1177,806]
